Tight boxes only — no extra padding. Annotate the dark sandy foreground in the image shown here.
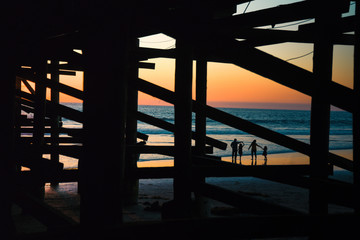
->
[12,150,354,234]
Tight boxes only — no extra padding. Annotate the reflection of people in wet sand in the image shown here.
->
[238,141,245,164]
[230,139,239,163]
[248,140,262,162]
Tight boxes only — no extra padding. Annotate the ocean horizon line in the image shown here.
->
[60,101,345,111]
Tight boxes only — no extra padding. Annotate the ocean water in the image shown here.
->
[57,103,352,167]
[136,105,353,161]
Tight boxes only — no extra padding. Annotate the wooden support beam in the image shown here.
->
[49,60,61,186]
[136,111,174,132]
[299,15,356,34]
[136,111,227,150]
[18,169,79,183]
[15,142,64,171]
[19,156,63,175]
[124,38,140,205]
[43,137,82,144]
[20,78,35,94]
[194,57,210,217]
[81,19,129,227]
[309,5,340,215]
[0,43,16,237]
[46,101,83,123]
[41,77,83,100]
[58,70,77,76]
[136,47,176,61]
[137,131,149,141]
[195,58,207,156]
[353,2,360,214]
[31,54,48,200]
[173,35,193,213]
[138,62,155,69]
[236,29,355,47]
[42,145,82,159]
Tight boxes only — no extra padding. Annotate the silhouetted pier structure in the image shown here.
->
[1,0,360,238]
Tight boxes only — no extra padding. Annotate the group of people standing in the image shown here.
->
[230,139,268,165]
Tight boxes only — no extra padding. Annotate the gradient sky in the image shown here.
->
[39,0,355,111]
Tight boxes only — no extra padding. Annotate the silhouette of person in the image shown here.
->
[262,146,268,165]
[230,139,239,163]
[248,140,262,162]
[238,141,245,164]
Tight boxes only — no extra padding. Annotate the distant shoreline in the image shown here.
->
[137,148,353,168]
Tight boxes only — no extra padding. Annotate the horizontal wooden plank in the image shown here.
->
[16,149,64,171]
[42,145,82,159]
[137,111,227,150]
[299,15,356,33]
[137,131,149,141]
[17,136,83,144]
[215,1,348,30]
[235,29,354,47]
[138,62,155,69]
[18,169,79,183]
[59,70,77,76]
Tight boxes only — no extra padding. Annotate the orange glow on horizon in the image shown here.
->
[55,43,353,111]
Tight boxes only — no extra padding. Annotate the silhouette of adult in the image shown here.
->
[230,139,239,163]
[248,139,262,161]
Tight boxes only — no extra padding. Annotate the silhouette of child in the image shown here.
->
[262,146,268,160]
[238,141,245,164]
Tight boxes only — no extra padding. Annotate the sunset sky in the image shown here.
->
[45,0,355,110]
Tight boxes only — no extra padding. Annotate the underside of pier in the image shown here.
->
[1,0,360,239]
